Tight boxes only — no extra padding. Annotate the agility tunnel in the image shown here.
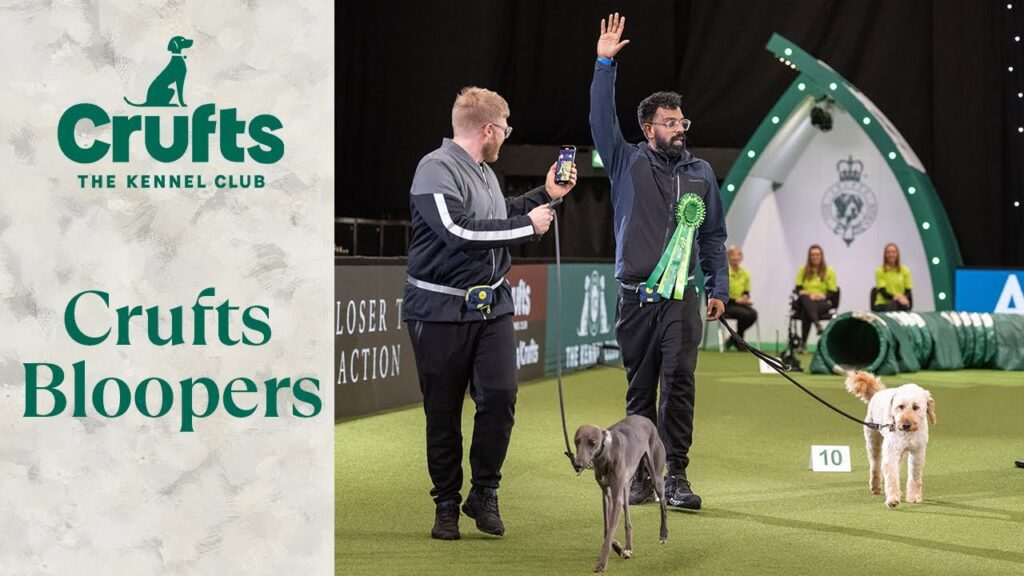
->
[810,311,1024,374]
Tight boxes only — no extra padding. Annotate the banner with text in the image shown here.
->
[544,264,621,375]
[334,265,418,419]
[955,269,1024,314]
[507,265,549,382]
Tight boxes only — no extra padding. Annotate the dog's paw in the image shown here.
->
[906,493,922,503]
[870,478,882,494]
[611,541,623,556]
[594,562,606,573]
[622,549,633,559]
[886,497,900,509]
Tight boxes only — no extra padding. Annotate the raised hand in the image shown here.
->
[597,12,630,59]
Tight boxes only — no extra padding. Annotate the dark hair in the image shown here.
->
[637,91,683,128]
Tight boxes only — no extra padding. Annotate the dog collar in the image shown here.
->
[594,430,612,459]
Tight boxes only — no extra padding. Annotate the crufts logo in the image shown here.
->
[822,155,877,246]
[578,271,611,337]
[57,36,283,164]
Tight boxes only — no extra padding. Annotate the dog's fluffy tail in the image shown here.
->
[845,370,884,403]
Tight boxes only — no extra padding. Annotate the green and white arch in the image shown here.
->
[721,34,961,344]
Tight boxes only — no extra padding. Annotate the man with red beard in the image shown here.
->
[404,87,577,540]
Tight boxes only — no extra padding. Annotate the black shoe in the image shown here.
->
[462,488,504,536]
[629,471,656,505]
[665,475,702,510]
[431,499,460,540]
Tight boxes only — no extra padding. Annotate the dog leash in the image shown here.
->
[551,204,886,472]
[551,207,584,473]
[716,318,892,431]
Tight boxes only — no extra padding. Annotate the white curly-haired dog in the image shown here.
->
[845,371,936,509]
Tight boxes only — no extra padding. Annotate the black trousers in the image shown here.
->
[724,301,758,339]
[407,315,517,504]
[871,300,911,312]
[796,295,833,343]
[616,286,702,476]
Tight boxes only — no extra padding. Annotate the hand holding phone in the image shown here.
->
[554,145,577,184]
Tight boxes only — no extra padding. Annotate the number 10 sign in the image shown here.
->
[809,445,852,472]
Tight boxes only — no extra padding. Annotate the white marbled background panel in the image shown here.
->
[0,0,333,574]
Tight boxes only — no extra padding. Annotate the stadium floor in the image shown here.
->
[336,351,1024,576]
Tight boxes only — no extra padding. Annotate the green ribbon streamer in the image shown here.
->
[645,193,706,300]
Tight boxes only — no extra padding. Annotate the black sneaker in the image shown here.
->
[431,499,460,540]
[665,475,702,510]
[628,471,656,505]
[462,488,504,536]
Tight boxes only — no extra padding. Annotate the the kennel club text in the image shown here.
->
[22,288,322,432]
[77,173,265,189]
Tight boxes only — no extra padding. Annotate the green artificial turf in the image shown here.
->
[336,351,1024,576]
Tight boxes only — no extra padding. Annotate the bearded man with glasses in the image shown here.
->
[589,13,729,511]
[404,86,577,540]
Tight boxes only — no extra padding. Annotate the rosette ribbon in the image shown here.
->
[644,193,706,300]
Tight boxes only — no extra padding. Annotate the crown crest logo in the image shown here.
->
[836,155,863,181]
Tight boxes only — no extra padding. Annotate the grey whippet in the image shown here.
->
[574,415,668,573]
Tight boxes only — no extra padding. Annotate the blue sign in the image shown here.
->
[955,269,1024,314]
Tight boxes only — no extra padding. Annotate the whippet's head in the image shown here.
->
[573,424,609,470]
[167,36,194,55]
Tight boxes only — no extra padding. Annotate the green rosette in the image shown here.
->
[645,194,706,300]
[677,193,706,228]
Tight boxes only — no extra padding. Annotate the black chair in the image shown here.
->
[783,287,840,365]
[871,286,912,312]
[788,287,840,323]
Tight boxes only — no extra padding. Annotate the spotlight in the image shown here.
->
[810,98,834,132]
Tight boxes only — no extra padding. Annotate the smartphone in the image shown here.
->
[554,145,576,184]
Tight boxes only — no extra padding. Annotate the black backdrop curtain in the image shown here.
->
[341,0,1020,266]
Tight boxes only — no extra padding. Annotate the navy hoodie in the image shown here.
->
[590,59,729,302]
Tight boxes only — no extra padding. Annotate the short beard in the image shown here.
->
[483,139,500,163]
[653,133,686,159]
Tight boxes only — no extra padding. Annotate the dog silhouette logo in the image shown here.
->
[578,270,611,337]
[123,36,194,107]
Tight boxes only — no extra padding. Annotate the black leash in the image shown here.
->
[551,205,583,473]
[716,317,892,431]
[551,201,887,475]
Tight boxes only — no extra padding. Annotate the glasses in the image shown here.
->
[489,123,513,138]
[648,118,692,132]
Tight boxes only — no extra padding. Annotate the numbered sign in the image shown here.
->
[809,445,852,472]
